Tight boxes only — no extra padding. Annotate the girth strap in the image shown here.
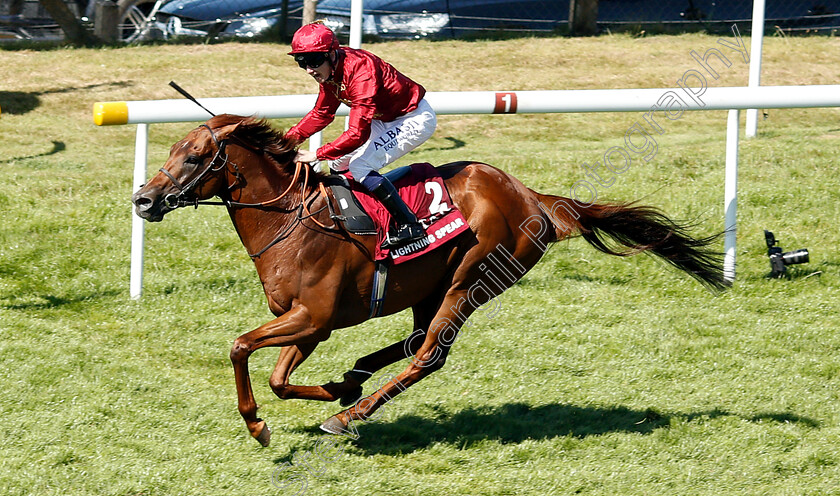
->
[369,261,389,319]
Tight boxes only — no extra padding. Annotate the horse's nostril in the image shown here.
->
[134,195,153,209]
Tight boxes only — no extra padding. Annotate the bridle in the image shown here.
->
[160,124,230,209]
[156,123,335,258]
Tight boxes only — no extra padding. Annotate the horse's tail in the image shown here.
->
[532,192,730,292]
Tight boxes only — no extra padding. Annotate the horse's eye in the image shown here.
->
[185,155,201,166]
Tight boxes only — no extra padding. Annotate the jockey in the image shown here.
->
[285,22,436,249]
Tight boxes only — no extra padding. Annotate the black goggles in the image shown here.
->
[294,52,328,69]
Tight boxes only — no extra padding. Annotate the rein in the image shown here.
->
[159,123,336,258]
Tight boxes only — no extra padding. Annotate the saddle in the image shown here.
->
[323,167,412,236]
[324,163,469,264]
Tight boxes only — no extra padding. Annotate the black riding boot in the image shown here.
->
[369,179,426,249]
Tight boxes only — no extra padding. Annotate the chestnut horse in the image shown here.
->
[132,114,727,446]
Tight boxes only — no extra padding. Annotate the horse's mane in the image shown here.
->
[208,114,322,181]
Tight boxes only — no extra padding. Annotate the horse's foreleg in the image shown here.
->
[266,337,424,406]
[273,332,428,407]
[320,292,470,435]
[230,304,327,446]
[268,343,360,402]
[266,300,435,407]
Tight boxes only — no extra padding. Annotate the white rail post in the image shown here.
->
[130,123,149,299]
[344,0,364,132]
[349,0,363,48]
[746,0,765,137]
[309,129,323,154]
[724,109,740,282]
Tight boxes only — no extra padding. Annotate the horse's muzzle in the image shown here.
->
[132,188,171,222]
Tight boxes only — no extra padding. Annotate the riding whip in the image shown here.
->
[168,81,216,117]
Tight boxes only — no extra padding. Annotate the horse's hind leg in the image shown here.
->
[335,337,421,406]
[332,299,438,406]
[320,290,474,435]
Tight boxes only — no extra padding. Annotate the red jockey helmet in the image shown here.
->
[288,23,339,54]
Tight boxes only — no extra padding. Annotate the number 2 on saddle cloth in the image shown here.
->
[327,162,471,264]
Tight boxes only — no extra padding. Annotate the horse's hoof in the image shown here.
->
[254,421,271,447]
[320,415,347,435]
[339,385,363,407]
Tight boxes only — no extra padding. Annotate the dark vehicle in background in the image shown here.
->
[154,0,563,40]
[0,0,166,41]
[85,0,168,42]
[153,0,840,40]
[3,0,839,43]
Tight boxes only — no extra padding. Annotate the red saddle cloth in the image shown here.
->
[346,163,470,264]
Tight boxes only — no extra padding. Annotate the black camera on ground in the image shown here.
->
[764,230,809,277]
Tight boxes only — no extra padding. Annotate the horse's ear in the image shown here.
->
[214,120,243,140]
